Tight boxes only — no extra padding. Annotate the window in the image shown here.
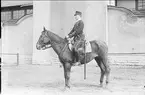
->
[107,0,116,6]
[1,5,33,23]
[26,9,33,14]
[136,0,145,10]
[1,11,11,21]
[13,10,25,20]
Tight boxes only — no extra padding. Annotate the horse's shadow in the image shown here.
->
[40,81,104,88]
[40,82,100,89]
[39,82,64,88]
[71,82,100,88]
[18,82,111,92]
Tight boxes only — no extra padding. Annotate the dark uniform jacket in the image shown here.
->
[68,20,85,42]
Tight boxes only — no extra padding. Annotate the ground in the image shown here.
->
[1,63,145,95]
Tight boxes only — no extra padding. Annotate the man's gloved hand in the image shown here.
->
[65,35,70,40]
[66,35,69,38]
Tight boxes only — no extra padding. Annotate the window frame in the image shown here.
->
[107,0,117,6]
[1,5,33,22]
[135,0,145,10]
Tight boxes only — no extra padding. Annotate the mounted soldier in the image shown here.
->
[37,24,110,89]
[66,11,85,65]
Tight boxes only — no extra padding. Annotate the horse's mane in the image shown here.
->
[46,30,66,43]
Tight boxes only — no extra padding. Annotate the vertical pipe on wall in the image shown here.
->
[106,2,109,46]
[115,0,117,6]
[11,10,13,20]
[84,40,86,79]
[17,53,19,65]
[142,0,143,8]
[135,0,138,10]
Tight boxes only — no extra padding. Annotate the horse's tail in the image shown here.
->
[94,40,109,71]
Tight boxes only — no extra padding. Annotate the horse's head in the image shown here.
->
[36,27,51,50]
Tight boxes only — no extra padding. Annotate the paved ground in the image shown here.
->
[1,63,145,95]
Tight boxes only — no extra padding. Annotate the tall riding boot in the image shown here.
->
[73,51,81,66]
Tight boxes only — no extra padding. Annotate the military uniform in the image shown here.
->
[67,11,85,63]
[68,19,85,42]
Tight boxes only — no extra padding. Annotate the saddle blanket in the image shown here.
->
[85,41,92,53]
[68,41,92,53]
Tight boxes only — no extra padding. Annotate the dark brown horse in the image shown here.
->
[36,27,110,89]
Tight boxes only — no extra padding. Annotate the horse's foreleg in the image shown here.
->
[63,63,71,88]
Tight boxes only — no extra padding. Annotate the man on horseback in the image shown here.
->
[66,11,85,65]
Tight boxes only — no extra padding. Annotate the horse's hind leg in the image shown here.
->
[95,57,105,87]
[102,56,110,86]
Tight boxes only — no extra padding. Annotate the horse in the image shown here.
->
[36,27,110,89]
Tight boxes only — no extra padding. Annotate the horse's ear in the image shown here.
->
[43,27,46,31]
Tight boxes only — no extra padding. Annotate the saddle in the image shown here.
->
[68,39,86,63]
[68,39,91,53]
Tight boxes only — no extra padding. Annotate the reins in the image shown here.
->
[45,30,69,57]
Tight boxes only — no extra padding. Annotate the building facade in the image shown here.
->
[1,0,145,64]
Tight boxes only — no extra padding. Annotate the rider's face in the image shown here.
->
[75,15,80,21]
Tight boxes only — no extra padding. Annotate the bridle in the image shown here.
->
[40,31,69,57]
[40,32,52,50]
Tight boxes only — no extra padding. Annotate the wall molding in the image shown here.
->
[108,5,145,17]
[3,13,32,26]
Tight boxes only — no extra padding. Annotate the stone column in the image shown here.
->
[32,1,53,64]
[84,1,108,42]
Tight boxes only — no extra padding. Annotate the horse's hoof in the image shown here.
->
[62,87,71,92]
